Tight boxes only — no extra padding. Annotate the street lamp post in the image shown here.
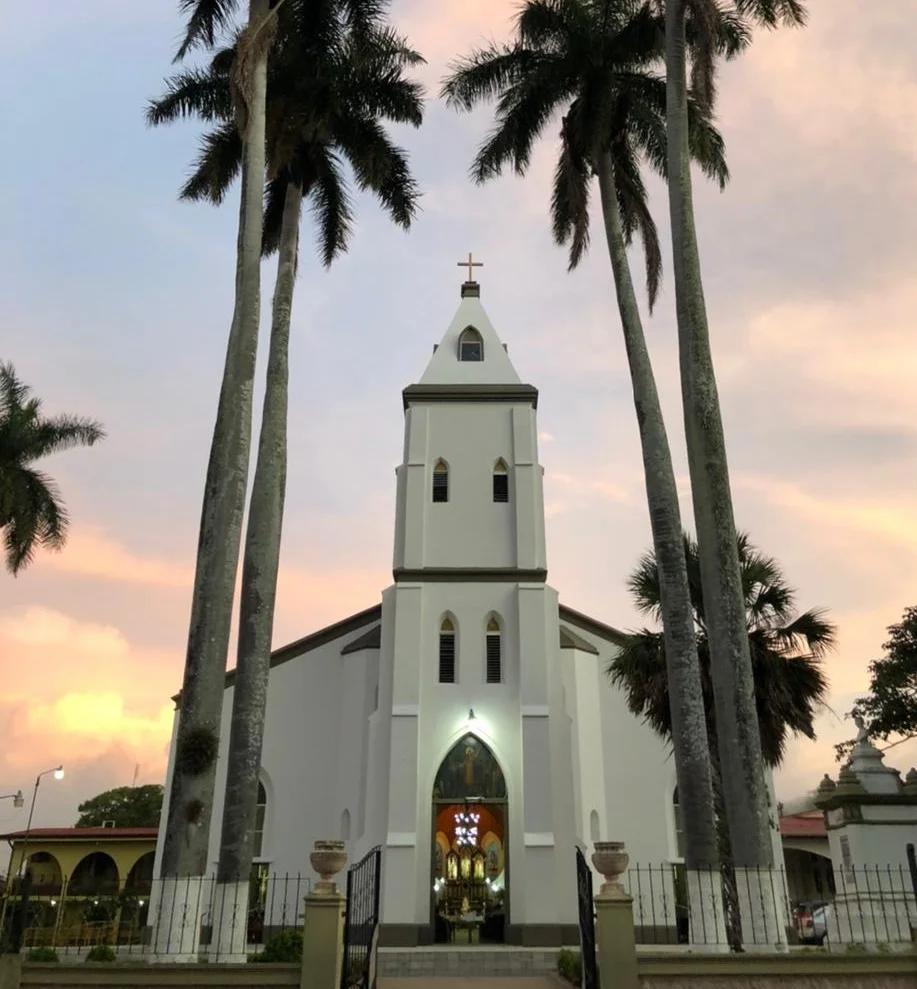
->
[7,766,63,953]
[0,793,24,809]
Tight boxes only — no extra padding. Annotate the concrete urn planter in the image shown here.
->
[310,839,347,895]
[592,841,629,899]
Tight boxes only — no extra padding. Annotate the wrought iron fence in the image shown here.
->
[624,862,917,949]
[340,847,381,989]
[0,873,310,959]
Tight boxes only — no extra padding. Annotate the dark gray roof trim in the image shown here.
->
[403,383,539,410]
[558,605,628,647]
[218,603,381,693]
[340,624,382,654]
[395,567,547,583]
[559,626,600,655]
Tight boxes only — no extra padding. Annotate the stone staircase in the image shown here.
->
[377,946,562,979]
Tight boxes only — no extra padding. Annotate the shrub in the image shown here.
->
[86,945,117,963]
[557,947,582,986]
[26,947,59,963]
[249,929,303,963]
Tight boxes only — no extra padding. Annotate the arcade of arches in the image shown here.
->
[431,735,507,944]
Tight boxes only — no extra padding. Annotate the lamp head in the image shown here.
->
[13,790,23,808]
[53,767,64,781]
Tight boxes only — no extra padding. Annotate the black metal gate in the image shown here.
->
[341,846,382,989]
[576,846,598,989]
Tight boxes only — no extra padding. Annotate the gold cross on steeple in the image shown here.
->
[457,252,483,282]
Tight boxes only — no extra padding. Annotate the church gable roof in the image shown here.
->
[558,604,628,648]
[418,289,521,386]
[340,623,381,654]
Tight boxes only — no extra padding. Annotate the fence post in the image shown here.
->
[300,841,347,989]
[593,843,639,989]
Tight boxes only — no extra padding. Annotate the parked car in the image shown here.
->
[793,901,833,945]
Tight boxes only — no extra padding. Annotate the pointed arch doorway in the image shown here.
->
[431,734,508,944]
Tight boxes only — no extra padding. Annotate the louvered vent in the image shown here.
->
[439,633,456,683]
[486,633,502,683]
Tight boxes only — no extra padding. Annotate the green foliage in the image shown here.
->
[249,928,303,963]
[0,362,104,574]
[837,607,917,759]
[25,947,59,963]
[176,725,219,777]
[86,945,117,963]
[76,784,163,828]
[441,0,732,306]
[609,532,834,767]
[557,947,582,985]
[149,0,424,269]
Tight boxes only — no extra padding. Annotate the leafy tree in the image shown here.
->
[150,0,422,900]
[75,785,164,828]
[443,0,739,868]
[837,607,917,758]
[659,0,806,868]
[151,0,278,886]
[0,363,103,575]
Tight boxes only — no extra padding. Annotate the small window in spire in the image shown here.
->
[459,327,483,362]
[486,616,502,683]
[432,460,449,502]
[439,617,456,683]
[493,459,509,502]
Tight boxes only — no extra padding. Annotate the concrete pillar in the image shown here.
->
[0,956,21,989]
[592,842,638,989]
[300,840,347,989]
[300,893,346,989]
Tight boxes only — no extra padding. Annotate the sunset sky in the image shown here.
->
[2,0,916,833]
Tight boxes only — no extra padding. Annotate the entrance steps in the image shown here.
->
[377,946,562,979]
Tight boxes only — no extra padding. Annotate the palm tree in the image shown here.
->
[0,363,103,575]
[660,0,806,869]
[151,0,277,892]
[150,0,423,931]
[610,532,833,768]
[442,0,741,868]
[610,530,831,947]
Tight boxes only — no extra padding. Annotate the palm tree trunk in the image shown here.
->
[596,153,718,869]
[210,180,302,957]
[159,0,272,887]
[664,0,772,868]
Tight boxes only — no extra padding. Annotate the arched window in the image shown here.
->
[458,326,483,362]
[432,459,449,503]
[253,780,268,858]
[493,459,509,502]
[485,615,502,683]
[439,617,456,683]
[672,787,684,859]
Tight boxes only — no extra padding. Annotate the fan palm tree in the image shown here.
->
[660,0,806,869]
[0,363,103,575]
[610,531,830,947]
[151,0,277,888]
[150,0,423,915]
[443,0,740,868]
[610,532,833,768]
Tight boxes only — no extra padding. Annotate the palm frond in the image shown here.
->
[551,120,591,270]
[734,0,807,28]
[29,417,104,459]
[441,45,539,111]
[310,149,353,267]
[176,0,239,60]
[180,122,243,202]
[614,147,662,310]
[147,62,234,126]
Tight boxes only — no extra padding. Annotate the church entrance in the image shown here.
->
[430,734,508,945]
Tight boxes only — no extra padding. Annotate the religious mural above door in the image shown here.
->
[432,734,507,801]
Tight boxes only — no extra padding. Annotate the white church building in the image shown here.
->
[158,276,711,948]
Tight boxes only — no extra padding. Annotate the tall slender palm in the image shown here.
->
[151,0,276,889]
[0,363,103,574]
[443,0,737,867]
[151,0,423,913]
[661,0,806,868]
